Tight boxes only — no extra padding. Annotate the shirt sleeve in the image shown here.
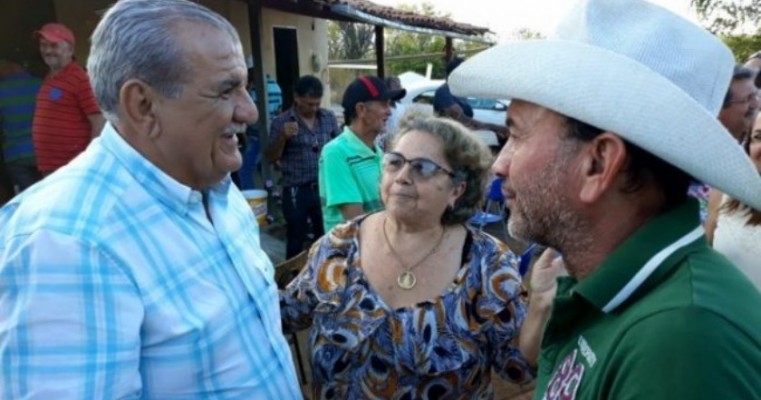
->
[326,112,340,138]
[75,69,101,116]
[605,307,761,399]
[478,236,535,384]
[319,143,363,207]
[0,230,143,399]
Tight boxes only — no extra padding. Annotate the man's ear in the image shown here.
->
[119,79,161,139]
[355,102,366,119]
[578,132,628,203]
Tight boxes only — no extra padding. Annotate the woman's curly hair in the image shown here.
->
[390,108,494,225]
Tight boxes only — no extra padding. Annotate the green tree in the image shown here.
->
[328,21,375,60]
[721,33,761,62]
[326,1,493,78]
[385,2,490,79]
[691,0,760,35]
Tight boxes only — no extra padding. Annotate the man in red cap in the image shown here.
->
[32,22,104,175]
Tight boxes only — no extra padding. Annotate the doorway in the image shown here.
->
[273,27,300,111]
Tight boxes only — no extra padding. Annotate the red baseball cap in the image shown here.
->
[36,23,76,46]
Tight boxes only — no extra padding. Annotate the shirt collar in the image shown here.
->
[573,200,705,313]
[342,126,381,157]
[285,107,329,122]
[99,122,232,215]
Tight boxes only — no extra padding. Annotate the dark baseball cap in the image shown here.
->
[342,75,406,113]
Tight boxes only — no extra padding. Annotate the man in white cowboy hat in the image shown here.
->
[451,0,761,399]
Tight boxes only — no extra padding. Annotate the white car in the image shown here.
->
[398,78,509,127]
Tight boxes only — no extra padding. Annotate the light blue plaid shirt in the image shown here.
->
[0,123,302,399]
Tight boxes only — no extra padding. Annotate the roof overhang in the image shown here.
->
[330,4,494,44]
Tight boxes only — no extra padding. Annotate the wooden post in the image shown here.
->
[375,25,385,78]
[444,37,453,62]
[247,1,271,187]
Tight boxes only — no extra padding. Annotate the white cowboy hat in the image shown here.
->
[449,0,761,211]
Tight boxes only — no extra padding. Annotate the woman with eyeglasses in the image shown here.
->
[280,111,547,399]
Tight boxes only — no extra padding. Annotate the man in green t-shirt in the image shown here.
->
[452,0,761,399]
[318,76,404,232]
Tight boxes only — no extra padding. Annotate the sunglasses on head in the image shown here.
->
[382,152,456,180]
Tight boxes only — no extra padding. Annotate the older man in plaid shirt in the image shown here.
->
[0,0,302,398]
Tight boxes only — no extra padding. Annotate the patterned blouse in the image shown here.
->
[280,215,533,399]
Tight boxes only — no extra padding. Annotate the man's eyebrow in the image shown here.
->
[217,78,242,91]
[506,117,516,129]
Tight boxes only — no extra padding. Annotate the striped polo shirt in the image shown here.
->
[0,71,41,164]
[318,126,384,232]
[32,62,101,173]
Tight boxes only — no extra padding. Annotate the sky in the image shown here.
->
[370,0,700,42]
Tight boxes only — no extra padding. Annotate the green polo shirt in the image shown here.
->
[534,200,761,400]
[318,126,383,232]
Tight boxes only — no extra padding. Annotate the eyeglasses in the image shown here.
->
[727,92,760,107]
[382,152,456,180]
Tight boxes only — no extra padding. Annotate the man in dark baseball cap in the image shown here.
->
[318,76,405,231]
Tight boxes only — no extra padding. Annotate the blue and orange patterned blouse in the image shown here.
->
[280,215,533,399]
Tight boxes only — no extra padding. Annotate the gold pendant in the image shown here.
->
[397,271,416,290]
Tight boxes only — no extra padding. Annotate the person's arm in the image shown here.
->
[519,248,564,367]
[0,230,143,398]
[279,239,328,333]
[482,240,535,384]
[77,70,104,139]
[88,113,105,138]
[704,189,723,245]
[339,204,365,221]
[265,116,296,164]
[318,144,365,224]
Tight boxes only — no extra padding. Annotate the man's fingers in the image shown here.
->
[533,248,559,270]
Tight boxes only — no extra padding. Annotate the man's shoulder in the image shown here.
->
[46,63,92,91]
[317,108,337,120]
[621,249,761,341]
[321,130,351,153]
[1,161,127,242]
[434,83,450,96]
[271,110,293,124]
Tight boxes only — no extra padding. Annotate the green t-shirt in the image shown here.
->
[534,200,761,400]
[318,126,383,232]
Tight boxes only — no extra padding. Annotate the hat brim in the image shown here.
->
[382,89,406,102]
[35,31,68,44]
[450,40,761,211]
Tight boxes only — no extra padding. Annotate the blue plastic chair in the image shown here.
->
[518,242,537,277]
[469,178,508,237]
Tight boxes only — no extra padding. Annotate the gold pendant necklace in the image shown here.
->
[382,216,446,290]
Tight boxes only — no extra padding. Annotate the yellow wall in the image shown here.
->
[1,0,330,100]
[52,0,110,63]
[261,8,330,95]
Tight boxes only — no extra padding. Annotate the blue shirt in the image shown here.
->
[0,123,302,399]
[0,71,41,163]
[266,75,283,119]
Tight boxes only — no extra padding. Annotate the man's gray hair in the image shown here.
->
[87,0,241,122]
